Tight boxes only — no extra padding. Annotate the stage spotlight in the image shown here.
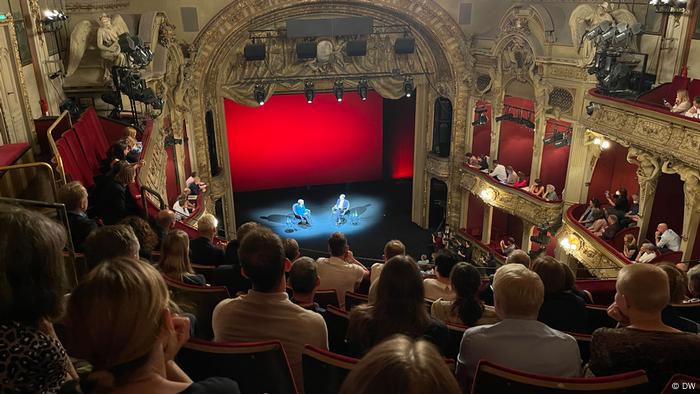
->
[472,107,488,127]
[553,133,570,148]
[495,113,514,122]
[520,118,535,129]
[244,42,266,61]
[334,81,344,102]
[584,20,613,41]
[304,81,314,104]
[254,84,266,106]
[586,102,595,116]
[403,77,414,98]
[358,79,368,101]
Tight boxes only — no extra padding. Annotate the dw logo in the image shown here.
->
[671,381,697,390]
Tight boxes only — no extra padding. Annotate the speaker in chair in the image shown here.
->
[346,40,367,57]
[394,37,415,54]
[296,42,317,60]
[244,43,266,61]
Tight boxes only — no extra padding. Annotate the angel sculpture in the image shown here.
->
[569,2,639,66]
[66,13,130,81]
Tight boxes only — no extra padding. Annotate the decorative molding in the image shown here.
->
[458,168,563,228]
[426,153,450,179]
[556,221,624,279]
[545,63,591,81]
[65,1,130,12]
[584,93,700,170]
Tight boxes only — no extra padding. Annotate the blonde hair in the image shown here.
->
[159,230,194,282]
[58,181,88,211]
[616,264,669,313]
[677,89,690,103]
[493,264,544,318]
[123,126,137,139]
[197,213,218,235]
[545,184,555,193]
[339,335,460,394]
[66,257,169,384]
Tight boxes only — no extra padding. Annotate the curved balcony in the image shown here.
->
[556,204,632,279]
[584,88,700,169]
[459,166,563,228]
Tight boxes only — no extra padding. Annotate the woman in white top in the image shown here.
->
[431,262,499,326]
[423,252,457,301]
[665,89,691,114]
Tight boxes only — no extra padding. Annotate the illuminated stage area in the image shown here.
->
[234,181,432,260]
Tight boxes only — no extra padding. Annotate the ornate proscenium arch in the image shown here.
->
[186,0,473,236]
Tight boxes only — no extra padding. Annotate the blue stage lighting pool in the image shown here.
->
[249,194,385,240]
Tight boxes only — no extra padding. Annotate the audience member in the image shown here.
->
[159,229,206,286]
[96,161,139,225]
[513,171,528,188]
[589,264,700,391]
[604,187,629,219]
[0,205,77,392]
[562,262,594,304]
[635,243,658,263]
[456,240,473,262]
[600,214,622,241]
[424,251,458,301]
[655,222,681,252]
[224,221,261,266]
[288,257,324,314]
[530,257,587,333]
[58,181,98,252]
[543,184,558,201]
[529,178,545,198]
[189,214,226,266]
[589,209,608,237]
[499,236,516,256]
[505,165,519,185]
[348,255,448,357]
[456,264,581,382]
[316,232,369,309]
[658,264,698,333]
[100,139,129,174]
[121,135,141,163]
[489,160,507,183]
[283,238,301,262]
[339,335,460,394]
[622,233,638,260]
[620,193,640,227]
[465,152,480,168]
[478,154,490,171]
[84,224,140,271]
[431,262,498,326]
[186,171,208,195]
[684,95,700,118]
[578,198,601,227]
[506,249,531,266]
[154,208,176,248]
[66,257,238,393]
[213,228,328,392]
[217,222,260,295]
[172,190,193,220]
[665,89,691,113]
[120,215,158,260]
[368,239,406,302]
[687,264,700,303]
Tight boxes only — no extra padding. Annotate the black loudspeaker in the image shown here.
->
[296,42,317,59]
[346,40,367,56]
[244,43,266,61]
[394,37,415,54]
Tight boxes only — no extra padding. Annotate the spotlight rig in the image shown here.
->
[254,84,266,106]
[472,107,488,127]
[334,81,345,102]
[304,81,314,104]
[358,79,369,101]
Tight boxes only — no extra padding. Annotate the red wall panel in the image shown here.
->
[539,119,571,192]
[383,96,415,179]
[587,141,639,204]
[645,173,685,242]
[225,92,384,192]
[497,96,534,175]
[466,194,485,238]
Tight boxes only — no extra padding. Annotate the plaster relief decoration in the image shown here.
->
[662,161,700,214]
[499,37,534,83]
[66,13,129,81]
[426,154,450,179]
[66,1,129,13]
[557,222,622,278]
[570,2,639,67]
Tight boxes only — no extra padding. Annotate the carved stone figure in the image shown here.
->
[500,37,534,82]
[569,2,639,66]
[66,13,129,80]
[663,161,700,213]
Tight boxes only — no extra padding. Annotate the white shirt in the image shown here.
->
[316,256,366,308]
[657,229,681,252]
[172,200,190,220]
[457,319,581,381]
[637,251,657,263]
[489,164,507,183]
[423,278,455,301]
[213,290,328,393]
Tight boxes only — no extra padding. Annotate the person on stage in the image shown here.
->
[292,199,311,225]
[332,194,350,224]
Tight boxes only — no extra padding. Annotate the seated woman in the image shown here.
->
[665,89,692,114]
[505,166,519,186]
[604,187,629,219]
[513,171,528,188]
[159,230,207,286]
[348,255,448,357]
[589,264,700,391]
[530,256,587,333]
[95,161,139,225]
[465,152,480,168]
[622,233,638,260]
[65,257,239,393]
[601,214,622,241]
[635,243,659,263]
[543,184,558,201]
[0,205,78,393]
[589,209,608,236]
[499,236,517,256]
[120,215,159,260]
[578,198,601,227]
[431,262,498,326]
[529,178,545,198]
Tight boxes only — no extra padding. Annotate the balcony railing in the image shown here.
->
[459,166,563,228]
[426,153,450,178]
[557,204,631,279]
[584,88,700,170]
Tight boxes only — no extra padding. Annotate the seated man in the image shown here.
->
[292,199,311,225]
[317,232,369,309]
[655,222,681,252]
[213,228,328,392]
[58,181,99,253]
[83,225,140,271]
[332,194,350,224]
[457,264,581,383]
[189,214,226,266]
[288,256,325,314]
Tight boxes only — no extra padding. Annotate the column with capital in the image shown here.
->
[662,162,700,260]
[626,147,661,249]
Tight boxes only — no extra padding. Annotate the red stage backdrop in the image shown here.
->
[225,92,384,192]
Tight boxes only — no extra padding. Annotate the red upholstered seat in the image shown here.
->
[175,338,297,394]
[585,304,618,334]
[669,302,700,325]
[575,279,616,306]
[314,289,340,309]
[470,360,649,393]
[446,322,469,360]
[55,137,88,186]
[302,345,358,394]
[80,107,110,154]
[609,227,639,257]
[564,331,592,365]
[62,130,95,188]
[323,305,350,356]
[344,291,368,312]
[162,275,229,340]
[649,251,683,264]
[73,120,104,169]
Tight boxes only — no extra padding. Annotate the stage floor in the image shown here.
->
[233,180,433,261]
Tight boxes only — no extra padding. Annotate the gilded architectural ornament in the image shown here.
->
[458,169,562,228]
[569,2,639,66]
[65,1,129,12]
[426,154,450,179]
[546,63,590,81]
[557,221,625,279]
[499,37,535,83]
[158,20,177,47]
[662,161,700,214]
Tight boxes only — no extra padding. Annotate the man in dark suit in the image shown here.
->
[190,213,226,266]
[58,181,98,253]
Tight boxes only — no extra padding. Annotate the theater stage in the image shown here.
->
[234,180,433,261]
